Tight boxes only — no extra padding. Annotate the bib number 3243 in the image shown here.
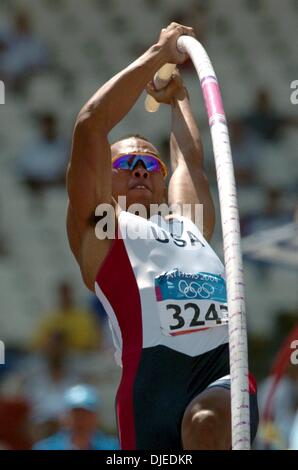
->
[155,269,229,337]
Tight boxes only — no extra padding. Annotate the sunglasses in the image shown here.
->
[112,153,168,178]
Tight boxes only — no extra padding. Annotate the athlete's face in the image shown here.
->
[111,138,167,211]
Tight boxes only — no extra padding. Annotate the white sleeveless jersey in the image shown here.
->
[95,211,229,366]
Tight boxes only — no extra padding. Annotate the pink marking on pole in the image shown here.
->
[201,80,225,120]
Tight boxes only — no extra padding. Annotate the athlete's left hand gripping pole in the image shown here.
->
[144,63,176,112]
[145,35,251,450]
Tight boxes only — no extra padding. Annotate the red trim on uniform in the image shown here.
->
[95,237,143,450]
[170,326,210,336]
[155,286,163,301]
[248,372,257,394]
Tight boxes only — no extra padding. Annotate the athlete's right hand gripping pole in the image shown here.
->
[174,36,250,450]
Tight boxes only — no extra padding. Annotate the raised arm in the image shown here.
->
[146,71,215,241]
[67,46,164,227]
[66,23,195,261]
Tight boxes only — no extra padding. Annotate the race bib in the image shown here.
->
[155,269,228,337]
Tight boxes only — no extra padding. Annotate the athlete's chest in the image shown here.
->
[117,212,228,337]
[118,212,222,275]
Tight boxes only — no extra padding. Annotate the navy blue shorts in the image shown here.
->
[126,343,259,449]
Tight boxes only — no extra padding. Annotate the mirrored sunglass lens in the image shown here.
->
[142,156,160,171]
[113,156,129,169]
[113,154,163,173]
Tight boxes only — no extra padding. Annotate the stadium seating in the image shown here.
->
[0,0,297,343]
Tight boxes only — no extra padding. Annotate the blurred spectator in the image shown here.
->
[289,410,298,449]
[229,119,259,186]
[257,364,298,449]
[16,112,68,195]
[32,282,102,352]
[164,1,208,74]
[89,295,107,326]
[243,88,298,142]
[33,384,119,450]
[0,331,79,440]
[0,10,49,91]
[0,397,31,449]
[88,295,118,354]
[165,0,208,44]
[241,187,294,237]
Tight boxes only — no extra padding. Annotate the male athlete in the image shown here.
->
[66,23,259,449]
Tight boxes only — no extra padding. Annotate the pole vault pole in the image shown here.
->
[145,35,251,450]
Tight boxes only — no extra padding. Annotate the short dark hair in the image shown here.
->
[113,133,151,145]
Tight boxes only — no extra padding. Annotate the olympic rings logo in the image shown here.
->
[178,280,215,299]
